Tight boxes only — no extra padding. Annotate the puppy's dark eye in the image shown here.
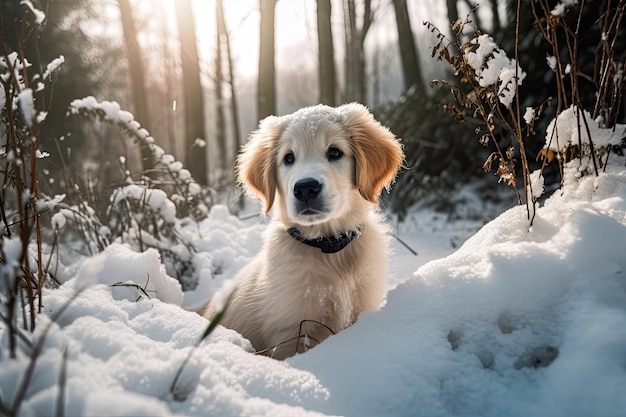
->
[328,147,343,161]
[284,152,295,165]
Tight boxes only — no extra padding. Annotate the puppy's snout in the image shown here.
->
[293,178,322,202]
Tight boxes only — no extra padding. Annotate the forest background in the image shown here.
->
[7,0,617,222]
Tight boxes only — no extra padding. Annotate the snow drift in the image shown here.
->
[2,157,624,416]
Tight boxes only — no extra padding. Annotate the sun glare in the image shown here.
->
[167,0,312,78]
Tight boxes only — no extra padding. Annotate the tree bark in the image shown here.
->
[258,0,276,120]
[175,0,207,184]
[156,0,177,156]
[118,0,153,170]
[215,0,227,182]
[317,0,336,106]
[446,0,458,29]
[392,0,425,96]
[490,0,501,33]
[216,0,241,186]
[342,0,371,104]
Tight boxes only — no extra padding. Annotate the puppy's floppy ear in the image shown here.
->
[237,116,283,213]
[339,103,404,204]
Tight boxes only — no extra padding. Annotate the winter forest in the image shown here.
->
[1,0,626,416]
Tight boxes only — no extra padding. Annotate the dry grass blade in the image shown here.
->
[251,319,336,358]
[169,309,225,401]
[54,345,69,417]
[10,290,83,415]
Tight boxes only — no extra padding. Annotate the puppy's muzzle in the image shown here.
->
[293,178,327,215]
[294,178,322,203]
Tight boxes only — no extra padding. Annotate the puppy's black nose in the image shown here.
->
[294,178,322,201]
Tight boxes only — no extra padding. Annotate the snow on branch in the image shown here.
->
[42,56,65,80]
[68,96,208,219]
[464,34,526,108]
[545,106,626,153]
[20,0,46,24]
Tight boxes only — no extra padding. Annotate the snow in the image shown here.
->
[20,0,45,24]
[551,0,578,16]
[42,56,65,80]
[2,120,626,416]
[464,34,526,108]
[523,106,535,125]
[546,55,557,72]
[4,159,626,416]
[111,185,178,224]
[17,89,35,127]
[51,212,66,230]
[528,169,545,199]
[74,243,183,305]
[0,238,22,289]
[545,105,626,152]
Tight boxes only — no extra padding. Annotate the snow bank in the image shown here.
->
[290,163,626,417]
[75,243,183,305]
[4,283,329,417]
[2,164,625,416]
[181,205,265,310]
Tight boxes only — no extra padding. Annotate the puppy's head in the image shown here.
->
[237,103,403,226]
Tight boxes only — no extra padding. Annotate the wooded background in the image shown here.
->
[1,0,622,218]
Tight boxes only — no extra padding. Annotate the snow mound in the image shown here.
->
[181,204,265,310]
[2,164,625,416]
[75,243,183,305]
[290,164,626,417]
[5,283,329,417]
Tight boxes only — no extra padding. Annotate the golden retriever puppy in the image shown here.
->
[205,103,403,359]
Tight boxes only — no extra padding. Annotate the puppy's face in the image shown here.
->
[275,118,355,225]
[237,103,404,228]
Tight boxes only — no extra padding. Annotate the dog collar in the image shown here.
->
[286,226,362,254]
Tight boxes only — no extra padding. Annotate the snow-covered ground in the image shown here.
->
[2,155,625,416]
[2,2,625,415]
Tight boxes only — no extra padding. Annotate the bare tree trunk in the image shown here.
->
[258,0,276,120]
[490,0,501,33]
[446,0,458,28]
[157,0,177,156]
[217,0,242,178]
[216,2,243,205]
[343,0,357,102]
[175,0,207,184]
[220,3,242,163]
[215,0,227,183]
[392,0,425,96]
[118,0,153,170]
[317,0,336,106]
[342,0,372,104]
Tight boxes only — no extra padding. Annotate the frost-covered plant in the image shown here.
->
[427,18,534,216]
[541,106,626,178]
[67,97,210,220]
[0,2,65,357]
[531,0,626,176]
[1,2,211,412]
[106,184,196,287]
[52,198,110,256]
[62,97,213,287]
[426,1,626,224]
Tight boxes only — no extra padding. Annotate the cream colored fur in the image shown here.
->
[205,103,403,359]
